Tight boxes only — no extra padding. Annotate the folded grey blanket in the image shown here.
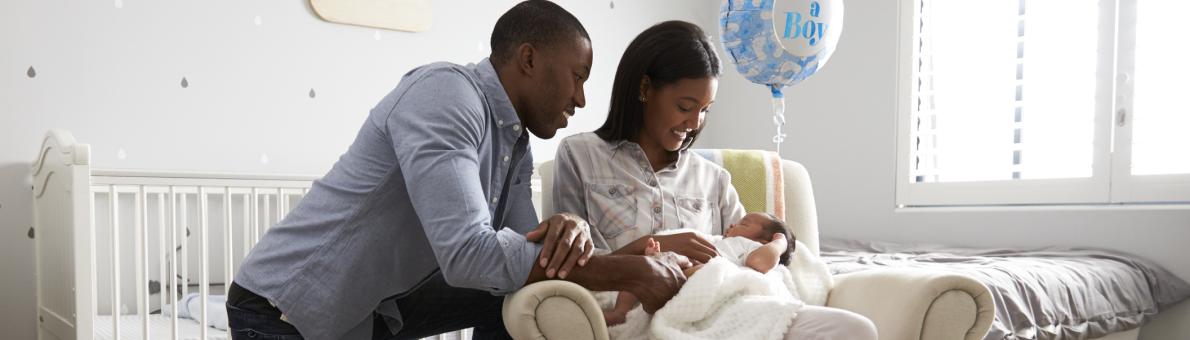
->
[820,238,1190,340]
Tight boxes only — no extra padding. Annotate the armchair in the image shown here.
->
[503,150,994,340]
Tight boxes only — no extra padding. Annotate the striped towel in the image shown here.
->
[691,149,785,220]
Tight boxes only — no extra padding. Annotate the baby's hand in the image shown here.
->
[644,237,661,256]
[770,233,792,252]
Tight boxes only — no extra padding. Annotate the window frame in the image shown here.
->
[894,0,1190,207]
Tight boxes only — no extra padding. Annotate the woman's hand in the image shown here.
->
[619,231,718,264]
[525,213,595,279]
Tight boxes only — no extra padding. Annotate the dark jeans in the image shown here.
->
[226,275,512,340]
[226,283,302,340]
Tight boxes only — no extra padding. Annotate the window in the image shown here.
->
[896,0,1190,206]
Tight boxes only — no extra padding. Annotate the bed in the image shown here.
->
[820,238,1190,340]
[32,130,471,340]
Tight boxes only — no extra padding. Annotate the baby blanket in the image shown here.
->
[784,239,832,306]
[609,257,802,340]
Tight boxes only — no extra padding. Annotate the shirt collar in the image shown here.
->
[476,58,521,129]
[607,138,686,172]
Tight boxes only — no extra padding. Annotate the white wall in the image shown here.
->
[8,0,1184,338]
[0,0,712,338]
[696,0,1190,284]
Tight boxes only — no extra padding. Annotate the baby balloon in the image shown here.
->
[720,0,843,150]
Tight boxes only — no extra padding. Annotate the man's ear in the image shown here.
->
[515,42,537,77]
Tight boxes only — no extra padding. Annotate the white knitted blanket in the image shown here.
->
[785,239,833,306]
[607,257,800,340]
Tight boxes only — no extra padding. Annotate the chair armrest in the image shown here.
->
[825,268,994,340]
[502,280,609,340]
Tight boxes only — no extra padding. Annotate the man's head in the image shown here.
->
[490,0,592,139]
[725,212,795,265]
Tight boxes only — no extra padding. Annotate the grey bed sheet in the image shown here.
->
[820,238,1190,340]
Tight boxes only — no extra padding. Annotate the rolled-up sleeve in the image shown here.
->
[386,68,541,293]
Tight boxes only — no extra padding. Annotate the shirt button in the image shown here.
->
[648,179,657,187]
[653,206,661,214]
[491,197,499,204]
[497,119,504,127]
[503,155,510,163]
[609,188,617,195]
[512,124,521,132]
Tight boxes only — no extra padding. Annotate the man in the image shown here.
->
[226,1,687,339]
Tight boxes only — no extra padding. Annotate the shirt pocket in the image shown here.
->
[585,183,639,240]
[675,197,716,232]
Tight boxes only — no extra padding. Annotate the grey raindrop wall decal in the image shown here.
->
[27,66,36,78]
[609,1,615,9]
[180,77,189,88]
[29,227,35,239]
[309,88,317,98]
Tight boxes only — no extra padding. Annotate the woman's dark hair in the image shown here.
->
[595,20,721,151]
[759,212,795,266]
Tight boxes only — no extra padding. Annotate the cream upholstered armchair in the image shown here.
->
[503,149,994,340]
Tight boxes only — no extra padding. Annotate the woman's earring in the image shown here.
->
[639,95,647,102]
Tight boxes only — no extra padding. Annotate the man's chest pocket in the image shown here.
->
[585,183,639,239]
[675,197,716,231]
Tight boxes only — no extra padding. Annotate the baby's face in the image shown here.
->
[724,213,770,242]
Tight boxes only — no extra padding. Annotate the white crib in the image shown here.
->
[32,130,472,340]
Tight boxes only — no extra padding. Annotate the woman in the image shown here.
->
[551,20,878,339]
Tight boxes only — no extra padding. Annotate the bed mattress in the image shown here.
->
[820,238,1190,340]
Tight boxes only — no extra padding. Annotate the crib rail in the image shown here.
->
[32,129,317,340]
[88,171,313,340]
[35,130,478,340]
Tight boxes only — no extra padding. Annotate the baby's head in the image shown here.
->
[725,212,794,265]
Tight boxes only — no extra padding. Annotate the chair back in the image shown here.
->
[537,149,820,255]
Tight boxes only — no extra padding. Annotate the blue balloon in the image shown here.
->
[720,0,844,95]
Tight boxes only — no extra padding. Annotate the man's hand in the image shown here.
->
[651,250,694,270]
[525,213,594,279]
[522,253,687,315]
[620,232,717,264]
[629,255,687,314]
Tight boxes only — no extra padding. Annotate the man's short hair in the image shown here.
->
[490,0,590,66]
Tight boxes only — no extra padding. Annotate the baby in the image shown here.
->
[603,212,794,326]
